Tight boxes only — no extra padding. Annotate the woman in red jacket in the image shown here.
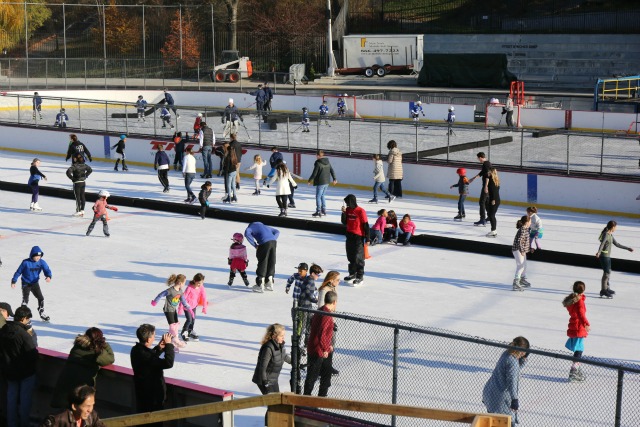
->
[562,280,590,383]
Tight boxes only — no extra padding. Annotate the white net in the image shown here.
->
[322,94,359,118]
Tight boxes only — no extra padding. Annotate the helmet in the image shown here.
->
[60,108,65,113]
[228,98,234,104]
[98,190,110,198]
[232,233,244,244]
[449,106,455,111]
[302,107,308,111]
[138,95,143,99]
[119,134,127,140]
[416,101,422,105]
[34,92,39,95]
[343,93,348,96]
[456,168,466,176]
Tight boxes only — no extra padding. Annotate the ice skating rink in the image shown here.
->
[0,151,638,426]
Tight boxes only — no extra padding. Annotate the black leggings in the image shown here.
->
[157,169,169,190]
[22,283,45,311]
[486,200,500,231]
[276,195,288,209]
[73,181,86,212]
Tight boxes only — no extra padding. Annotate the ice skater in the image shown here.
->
[111,134,128,171]
[596,220,634,298]
[228,232,250,287]
[151,274,194,349]
[32,92,43,120]
[66,155,93,217]
[410,100,424,124]
[295,264,323,349]
[469,152,491,227]
[450,167,469,220]
[369,209,387,246]
[268,162,297,217]
[301,107,311,132]
[562,280,590,383]
[28,158,47,211]
[445,106,455,135]
[182,147,197,203]
[86,190,118,237]
[173,132,185,171]
[66,134,93,165]
[337,96,347,117]
[263,146,283,186]
[11,245,52,322]
[222,98,243,138]
[512,215,532,291]
[397,214,416,246]
[178,273,208,342]
[369,154,391,204]
[526,207,543,250]
[54,108,69,128]
[244,222,280,293]
[319,100,330,125]
[159,106,174,129]
[341,194,369,285]
[135,95,148,121]
[198,181,212,219]
[160,88,178,117]
[154,144,171,193]
[246,154,267,195]
[485,167,501,237]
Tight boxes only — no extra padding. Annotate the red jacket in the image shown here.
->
[345,206,368,236]
[307,305,334,358]
[565,294,590,338]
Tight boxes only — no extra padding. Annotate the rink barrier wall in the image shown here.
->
[1,123,639,216]
[0,179,637,274]
[31,348,232,425]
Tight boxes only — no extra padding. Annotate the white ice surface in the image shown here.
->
[0,151,639,426]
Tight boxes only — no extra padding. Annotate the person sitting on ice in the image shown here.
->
[54,108,69,128]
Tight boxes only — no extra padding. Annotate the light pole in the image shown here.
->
[326,0,334,77]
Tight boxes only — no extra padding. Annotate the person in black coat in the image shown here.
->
[130,324,174,425]
[66,155,93,217]
[65,134,93,165]
[252,323,291,394]
[485,167,501,237]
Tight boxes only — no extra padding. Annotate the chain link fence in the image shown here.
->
[292,308,640,427]
[1,93,638,177]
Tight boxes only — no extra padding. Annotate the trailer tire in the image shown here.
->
[228,71,240,83]
[376,67,386,77]
[364,68,374,78]
[215,71,227,82]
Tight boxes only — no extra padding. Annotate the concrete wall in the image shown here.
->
[1,124,638,216]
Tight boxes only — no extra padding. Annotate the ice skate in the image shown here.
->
[265,276,274,291]
[253,277,265,293]
[520,277,532,288]
[231,196,238,203]
[228,272,235,286]
[569,367,586,383]
[321,209,326,216]
[33,203,42,211]
[599,289,613,299]
[30,203,34,211]
[474,220,486,226]
[312,211,322,217]
[278,208,286,217]
[343,274,356,282]
[512,279,524,291]
[241,272,250,286]
[352,277,364,286]
[368,198,378,204]
[388,195,396,203]
[181,331,190,342]
[189,331,199,342]
[172,336,187,348]
[288,203,296,208]
[72,211,83,217]
[252,190,259,196]
[39,309,50,322]
[453,214,462,221]
[486,230,497,237]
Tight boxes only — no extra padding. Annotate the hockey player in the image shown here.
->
[319,100,330,126]
[55,108,69,128]
[160,88,178,118]
[111,134,128,171]
[263,82,274,112]
[222,98,243,138]
[11,246,52,322]
[337,96,347,118]
[301,107,311,132]
[136,95,148,121]
[410,101,424,124]
[32,92,43,120]
[160,106,174,129]
[445,106,456,135]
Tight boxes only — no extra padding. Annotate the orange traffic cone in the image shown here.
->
[364,242,372,259]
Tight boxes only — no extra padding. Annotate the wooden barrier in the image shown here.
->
[103,392,511,427]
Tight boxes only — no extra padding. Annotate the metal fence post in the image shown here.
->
[287,116,290,150]
[84,60,87,90]
[520,129,524,168]
[105,101,108,133]
[78,100,82,131]
[415,123,418,158]
[45,60,48,88]
[391,327,399,427]
[17,95,21,125]
[615,369,624,427]
[258,118,261,147]
[600,133,605,175]
[379,121,382,155]
[566,134,570,175]
[291,308,300,394]
[125,104,129,134]
[348,119,351,155]
[487,129,491,160]
[446,127,450,161]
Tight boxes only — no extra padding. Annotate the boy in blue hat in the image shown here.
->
[11,246,53,321]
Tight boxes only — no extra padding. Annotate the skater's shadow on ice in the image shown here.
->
[94,269,166,283]
[521,373,568,383]
[36,322,138,356]
[0,206,82,220]
[0,225,81,237]
[177,352,257,371]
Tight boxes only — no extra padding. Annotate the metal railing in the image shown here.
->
[292,308,640,427]
[0,93,638,178]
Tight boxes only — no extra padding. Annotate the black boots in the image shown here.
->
[114,159,120,171]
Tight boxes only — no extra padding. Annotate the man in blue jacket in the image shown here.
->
[244,222,280,293]
[11,246,52,322]
[160,88,179,118]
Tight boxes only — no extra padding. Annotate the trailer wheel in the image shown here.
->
[384,64,392,73]
[228,71,240,83]
[376,67,386,77]
[214,71,227,82]
[364,68,374,78]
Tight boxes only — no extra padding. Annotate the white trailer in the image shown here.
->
[339,34,424,77]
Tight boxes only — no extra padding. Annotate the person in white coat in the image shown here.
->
[268,162,297,217]
[182,147,197,203]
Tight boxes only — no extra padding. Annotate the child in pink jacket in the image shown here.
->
[86,190,118,237]
[397,214,416,246]
[228,232,250,286]
[178,273,208,342]
[369,209,387,246]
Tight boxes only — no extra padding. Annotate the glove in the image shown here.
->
[293,185,298,189]
[151,300,157,306]
[205,201,210,207]
[154,166,158,170]
[111,206,118,212]
[510,399,519,411]
[286,288,290,294]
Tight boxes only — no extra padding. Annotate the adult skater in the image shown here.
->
[229,133,243,190]
[303,291,337,397]
[198,121,215,179]
[172,131,185,171]
[11,246,52,321]
[308,150,337,217]
[32,92,42,120]
[182,147,197,203]
[66,134,93,165]
[66,154,93,217]
[341,194,369,285]
[505,94,514,129]
[482,336,529,425]
[160,88,178,118]
[222,98,243,138]
[154,145,171,193]
[469,151,492,226]
[386,140,403,199]
[263,82,274,113]
[485,167,501,237]
[28,158,47,211]
[596,220,634,298]
[244,222,280,293]
[254,84,266,118]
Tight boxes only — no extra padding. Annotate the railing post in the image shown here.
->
[391,327,399,427]
[17,95,21,125]
[105,101,108,133]
[348,119,351,155]
[287,116,290,150]
[258,117,261,147]
[317,115,320,151]
[78,100,82,131]
[379,121,382,155]
[599,133,605,175]
[566,133,570,175]
[446,127,450,161]
[291,307,300,394]
[520,128,524,168]
[84,60,87,90]
[125,104,129,134]
[415,123,418,159]
[615,369,624,427]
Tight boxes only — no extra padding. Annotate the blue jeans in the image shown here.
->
[373,182,389,199]
[315,184,329,213]
[370,229,383,244]
[202,146,213,177]
[398,231,412,244]
[184,173,195,198]
[7,374,36,427]
[457,194,466,216]
[226,170,237,199]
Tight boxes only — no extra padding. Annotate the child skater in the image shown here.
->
[111,134,128,171]
[268,162,297,217]
[596,220,634,298]
[337,97,347,117]
[28,158,47,211]
[198,181,212,220]
[512,215,532,291]
[562,280,590,383]
[450,168,469,220]
[301,107,310,133]
[228,233,250,286]
[247,154,267,196]
[135,95,148,121]
[319,100,330,126]
[11,246,52,322]
[263,146,284,185]
[160,106,174,129]
[383,210,398,242]
[526,207,543,250]
[178,273,208,342]
[397,213,416,246]
[151,274,194,349]
[86,190,118,237]
[369,154,391,204]
[173,132,184,171]
[370,209,388,246]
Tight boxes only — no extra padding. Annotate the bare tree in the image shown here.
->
[223,0,239,50]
